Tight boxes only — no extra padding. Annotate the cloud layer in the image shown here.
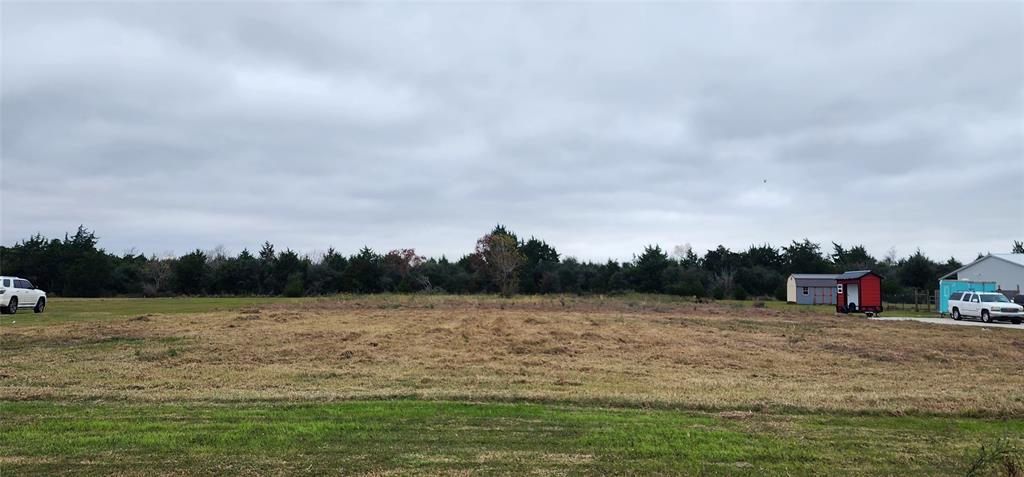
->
[2,3,1022,261]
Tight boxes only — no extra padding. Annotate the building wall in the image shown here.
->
[795,285,837,305]
[954,258,1024,291]
[859,275,881,308]
[789,275,840,304]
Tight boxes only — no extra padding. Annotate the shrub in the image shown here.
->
[282,273,304,297]
[963,437,1022,477]
[733,285,749,301]
[711,286,725,300]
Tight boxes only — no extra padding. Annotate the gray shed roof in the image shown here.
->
[790,274,839,279]
[939,254,1024,280]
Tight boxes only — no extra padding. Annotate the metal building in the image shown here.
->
[939,253,1024,301]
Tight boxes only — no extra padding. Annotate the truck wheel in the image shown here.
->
[1012,319,1022,325]
[34,298,45,314]
[952,308,961,320]
[6,297,17,315]
[982,310,992,323]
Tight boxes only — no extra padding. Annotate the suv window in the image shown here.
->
[949,292,963,300]
[1,279,9,287]
[963,293,973,301]
[14,280,28,289]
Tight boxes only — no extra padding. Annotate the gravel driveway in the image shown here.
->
[870,316,1024,330]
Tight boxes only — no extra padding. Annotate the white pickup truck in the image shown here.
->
[948,291,1023,324]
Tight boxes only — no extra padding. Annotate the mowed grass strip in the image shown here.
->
[1,400,1020,476]
[0,296,310,327]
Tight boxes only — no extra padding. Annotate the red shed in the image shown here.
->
[836,270,883,314]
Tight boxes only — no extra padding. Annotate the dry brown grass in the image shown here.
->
[2,295,1023,415]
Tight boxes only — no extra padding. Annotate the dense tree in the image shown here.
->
[1,225,990,301]
[519,237,559,294]
[343,247,382,293]
[899,249,936,291]
[830,243,876,271]
[632,245,670,293]
[273,249,305,295]
[381,249,427,292]
[173,250,208,295]
[312,248,347,294]
[745,244,783,270]
[783,239,831,274]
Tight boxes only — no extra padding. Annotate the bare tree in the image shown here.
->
[142,258,173,297]
[474,233,524,297]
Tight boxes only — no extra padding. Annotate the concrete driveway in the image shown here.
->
[870,316,1024,330]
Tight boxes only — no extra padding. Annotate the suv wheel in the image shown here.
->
[951,308,962,320]
[6,297,17,315]
[982,310,992,323]
[34,298,45,314]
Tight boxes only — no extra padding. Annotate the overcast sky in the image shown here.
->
[2,2,1022,263]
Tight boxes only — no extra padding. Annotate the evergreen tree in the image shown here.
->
[173,250,208,295]
[633,245,669,293]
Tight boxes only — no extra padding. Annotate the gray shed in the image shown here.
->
[786,274,839,305]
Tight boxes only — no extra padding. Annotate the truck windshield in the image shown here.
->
[980,294,1009,303]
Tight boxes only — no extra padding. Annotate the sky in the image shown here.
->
[1,2,1022,263]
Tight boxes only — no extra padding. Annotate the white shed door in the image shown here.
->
[847,284,860,307]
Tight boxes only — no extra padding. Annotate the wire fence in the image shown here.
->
[883,290,938,312]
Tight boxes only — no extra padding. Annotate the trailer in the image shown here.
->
[836,270,883,315]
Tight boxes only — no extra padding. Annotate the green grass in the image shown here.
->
[0,296,309,326]
[1,400,1020,476]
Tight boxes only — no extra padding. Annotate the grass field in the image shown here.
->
[1,295,1020,475]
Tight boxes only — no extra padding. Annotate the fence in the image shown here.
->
[883,289,938,312]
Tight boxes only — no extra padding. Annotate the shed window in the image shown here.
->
[802,287,808,295]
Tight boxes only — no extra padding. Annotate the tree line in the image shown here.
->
[2,225,1020,299]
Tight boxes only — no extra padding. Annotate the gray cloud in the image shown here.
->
[2,2,1022,262]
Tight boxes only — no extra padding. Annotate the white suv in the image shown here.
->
[948,291,1022,324]
[0,276,47,314]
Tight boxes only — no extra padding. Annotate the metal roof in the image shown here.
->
[790,274,839,279]
[939,253,1024,280]
[992,254,1024,267]
[836,270,874,280]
